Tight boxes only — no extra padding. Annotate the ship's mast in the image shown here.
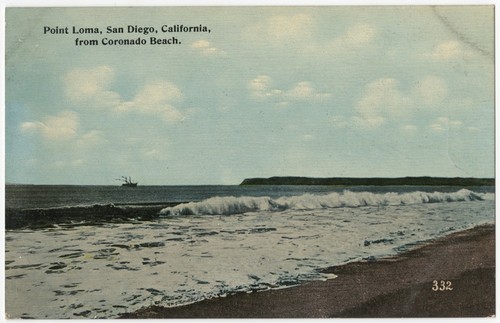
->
[116,175,136,185]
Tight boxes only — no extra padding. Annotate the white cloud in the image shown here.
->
[345,24,377,46]
[427,40,474,60]
[352,115,385,129]
[64,66,187,124]
[116,80,185,122]
[429,123,445,132]
[268,13,313,41]
[80,130,105,141]
[287,82,331,100]
[248,75,279,99]
[354,78,412,128]
[248,75,330,105]
[64,66,121,107]
[191,40,226,56]
[133,80,183,105]
[20,111,109,152]
[246,14,376,55]
[414,75,448,105]
[400,124,418,132]
[429,117,463,132]
[333,114,384,130]
[21,110,79,141]
[76,130,107,148]
[347,76,455,130]
[326,23,377,52]
[449,120,463,128]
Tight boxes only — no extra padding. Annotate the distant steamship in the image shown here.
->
[117,176,138,187]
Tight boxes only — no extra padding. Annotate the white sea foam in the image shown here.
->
[5,187,494,319]
[160,189,488,216]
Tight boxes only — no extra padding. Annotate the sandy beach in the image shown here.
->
[121,224,495,318]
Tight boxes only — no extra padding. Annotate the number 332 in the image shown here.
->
[432,280,453,291]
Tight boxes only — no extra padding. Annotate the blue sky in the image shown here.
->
[5,6,494,185]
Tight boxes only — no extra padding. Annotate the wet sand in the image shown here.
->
[120,224,495,318]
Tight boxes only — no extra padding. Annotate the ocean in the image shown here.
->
[5,184,495,319]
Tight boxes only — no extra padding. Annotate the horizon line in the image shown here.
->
[5,175,495,186]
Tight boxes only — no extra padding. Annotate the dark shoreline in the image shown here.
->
[241,176,495,186]
[120,224,495,318]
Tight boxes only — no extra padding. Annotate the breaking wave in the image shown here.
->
[7,190,493,229]
[6,203,171,230]
[160,189,492,216]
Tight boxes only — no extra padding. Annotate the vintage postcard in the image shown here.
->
[4,5,495,319]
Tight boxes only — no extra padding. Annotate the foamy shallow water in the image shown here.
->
[5,193,494,319]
